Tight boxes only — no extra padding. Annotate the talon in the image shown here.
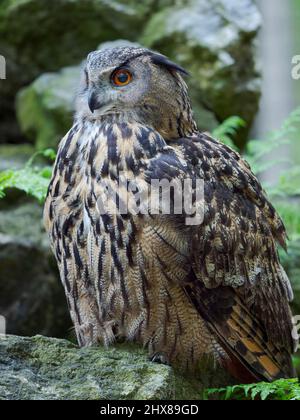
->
[150,352,170,365]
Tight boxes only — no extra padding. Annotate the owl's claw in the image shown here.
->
[150,352,170,365]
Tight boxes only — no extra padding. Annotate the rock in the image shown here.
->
[0,335,234,400]
[0,201,71,338]
[16,0,262,150]
[17,66,80,150]
[16,40,139,150]
[0,0,156,143]
[141,0,261,147]
[0,144,34,172]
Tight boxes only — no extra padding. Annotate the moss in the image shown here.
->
[0,0,157,142]
[2,0,261,146]
[0,335,216,400]
[140,0,261,147]
[16,67,79,149]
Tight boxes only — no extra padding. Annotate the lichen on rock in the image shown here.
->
[0,335,233,400]
[13,0,262,149]
[0,0,157,142]
[141,0,262,147]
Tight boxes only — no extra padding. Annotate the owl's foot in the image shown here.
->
[150,352,170,365]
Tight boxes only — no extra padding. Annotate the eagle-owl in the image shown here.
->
[44,46,296,382]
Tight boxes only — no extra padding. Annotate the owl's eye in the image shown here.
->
[111,69,132,86]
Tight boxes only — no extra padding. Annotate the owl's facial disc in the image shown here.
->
[87,67,134,114]
[76,47,191,131]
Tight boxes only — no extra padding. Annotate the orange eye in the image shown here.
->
[111,69,132,86]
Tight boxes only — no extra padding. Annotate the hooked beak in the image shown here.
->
[88,90,101,113]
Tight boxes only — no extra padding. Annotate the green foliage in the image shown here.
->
[212,116,246,151]
[294,356,300,373]
[0,149,55,203]
[213,108,300,196]
[244,108,300,175]
[253,110,300,239]
[205,379,300,401]
[213,108,300,240]
[207,110,300,400]
[277,202,300,242]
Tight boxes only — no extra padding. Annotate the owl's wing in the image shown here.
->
[148,133,296,382]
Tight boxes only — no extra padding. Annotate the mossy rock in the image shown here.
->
[17,0,262,151]
[16,40,140,149]
[141,0,261,147]
[0,335,234,400]
[0,0,156,142]
[3,0,261,146]
[0,144,34,172]
[16,66,79,149]
[0,202,71,337]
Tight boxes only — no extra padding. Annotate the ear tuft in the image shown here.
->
[149,53,189,76]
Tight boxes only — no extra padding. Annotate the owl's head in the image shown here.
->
[76,46,197,138]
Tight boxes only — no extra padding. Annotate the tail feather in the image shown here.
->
[186,281,296,382]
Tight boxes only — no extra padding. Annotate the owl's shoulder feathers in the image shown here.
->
[158,132,296,381]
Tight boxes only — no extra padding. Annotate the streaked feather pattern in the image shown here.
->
[44,47,296,382]
[45,121,296,381]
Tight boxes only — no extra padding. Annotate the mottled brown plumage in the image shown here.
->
[44,46,296,382]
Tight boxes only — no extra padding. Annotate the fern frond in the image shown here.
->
[212,116,246,150]
[205,379,300,401]
[0,167,52,203]
[0,149,56,203]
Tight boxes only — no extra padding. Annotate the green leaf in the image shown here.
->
[212,116,246,150]
[0,166,52,203]
[205,379,300,401]
[0,147,57,203]
[42,148,57,161]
